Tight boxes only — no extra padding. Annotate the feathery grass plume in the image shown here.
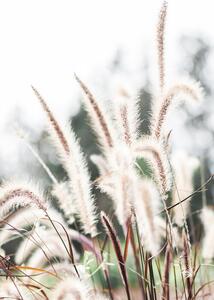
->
[31,86,70,156]
[94,173,115,199]
[90,154,109,176]
[134,139,180,251]
[12,213,101,266]
[19,232,79,268]
[114,172,133,230]
[90,154,115,197]
[75,74,117,152]
[0,181,47,218]
[133,179,161,255]
[51,182,75,225]
[111,147,139,230]
[200,206,214,261]
[114,88,140,148]
[51,275,93,300]
[26,243,68,269]
[112,149,137,229]
[60,130,97,236]
[0,208,45,246]
[172,151,199,226]
[0,207,73,269]
[152,215,181,249]
[92,146,135,230]
[157,1,168,93]
[151,79,203,140]
[52,276,108,300]
[45,261,85,278]
[32,87,97,237]
[31,86,72,164]
[15,225,79,265]
[64,129,97,236]
[161,243,172,300]
[135,137,172,197]
[0,280,28,299]
[101,211,131,300]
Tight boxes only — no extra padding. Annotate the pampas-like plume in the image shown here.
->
[90,154,115,197]
[31,86,72,163]
[92,147,135,230]
[51,182,75,225]
[52,275,108,300]
[0,208,45,245]
[0,207,64,246]
[15,224,77,264]
[6,207,101,266]
[51,276,92,300]
[151,215,181,249]
[110,148,137,228]
[32,87,97,236]
[112,149,137,229]
[114,88,140,147]
[45,261,85,277]
[75,74,116,152]
[201,207,214,260]
[90,154,109,176]
[157,1,168,93]
[114,171,134,230]
[0,181,47,218]
[133,179,161,255]
[135,137,172,197]
[31,86,70,156]
[151,80,203,140]
[17,228,79,268]
[0,280,28,300]
[64,131,97,236]
[172,151,199,226]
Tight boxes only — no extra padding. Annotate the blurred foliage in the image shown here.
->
[180,36,214,152]
[178,36,214,241]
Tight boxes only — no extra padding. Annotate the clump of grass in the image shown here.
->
[0,1,212,300]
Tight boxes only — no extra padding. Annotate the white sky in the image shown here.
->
[0,0,213,177]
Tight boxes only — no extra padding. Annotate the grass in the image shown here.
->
[0,1,213,299]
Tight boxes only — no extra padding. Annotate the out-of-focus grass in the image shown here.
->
[81,243,214,294]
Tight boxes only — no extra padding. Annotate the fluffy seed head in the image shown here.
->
[51,182,75,225]
[135,137,172,197]
[52,276,91,300]
[16,227,79,266]
[152,80,203,140]
[172,151,199,226]
[64,129,97,237]
[0,181,47,218]
[157,1,168,93]
[75,74,116,152]
[201,207,214,260]
[114,88,140,148]
[33,87,97,237]
[133,179,161,255]
[32,85,70,156]
[0,207,64,246]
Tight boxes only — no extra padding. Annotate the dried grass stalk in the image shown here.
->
[161,243,172,300]
[101,211,131,300]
